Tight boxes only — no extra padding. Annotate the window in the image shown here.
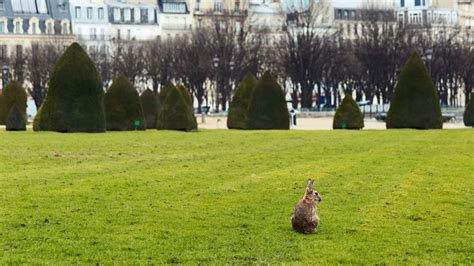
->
[140,9,148,23]
[15,21,21,33]
[415,0,420,6]
[195,0,201,11]
[0,45,7,60]
[62,22,68,34]
[0,21,4,33]
[234,1,240,12]
[114,8,120,22]
[87,7,93,19]
[98,8,104,19]
[0,0,4,10]
[400,0,404,7]
[214,0,222,12]
[75,7,81,19]
[31,22,37,34]
[124,8,131,22]
[90,28,96,40]
[134,8,140,23]
[46,21,53,34]
[117,29,121,40]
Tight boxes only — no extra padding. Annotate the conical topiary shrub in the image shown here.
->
[105,74,146,131]
[247,71,289,130]
[140,89,160,129]
[157,85,197,131]
[33,42,105,132]
[464,93,474,127]
[6,105,26,131]
[333,95,364,130]
[177,85,197,130]
[386,51,442,129]
[0,94,5,125]
[0,81,27,125]
[228,73,258,129]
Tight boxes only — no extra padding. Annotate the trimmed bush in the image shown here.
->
[157,85,197,131]
[247,71,289,130]
[158,83,175,109]
[0,81,27,125]
[33,42,106,132]
[177,85,197,130]
[227,73,258,129]
[140,89,160,129]
[333,95,364,130]
[464,93,474,127]
[105,74,146,131]
[0,93,6,125]
[387,51,443,129]
[6,105,26,131]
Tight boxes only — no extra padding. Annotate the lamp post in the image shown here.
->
[2,65,9,90]
[421,48,433,75]
[228,60,235,110]
[213,55,220,112]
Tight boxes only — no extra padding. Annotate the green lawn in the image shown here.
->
[0,129,473,264]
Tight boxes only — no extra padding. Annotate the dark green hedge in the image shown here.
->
[6,105,26,131]
[387,51,442,129]
[157,84,197,131]
[140,89,160,129]
[0,81,27,125]
[333,95,364,130]
[33,42,106,132]
[247,71,289,130]
[105,74,146,131]
[227,73,257,129]
[0,94,4,125]
[464,93,474,127]
[177,85,197,130]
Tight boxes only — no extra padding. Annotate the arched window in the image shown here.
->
[13,17,23,34]
[61,19,70,34]
[45,18,55,34]
[28,17,40,34]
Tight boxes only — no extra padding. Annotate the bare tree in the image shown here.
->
[111,41,145,86]
[25,42,64,108]
[143,39,176,92]
[277,0,332,108]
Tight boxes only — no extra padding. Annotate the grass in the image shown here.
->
[0,129,473,264]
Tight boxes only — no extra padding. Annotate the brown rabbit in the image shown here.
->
[291,179,322,234]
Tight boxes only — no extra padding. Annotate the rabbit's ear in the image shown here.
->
[307,179,314,188]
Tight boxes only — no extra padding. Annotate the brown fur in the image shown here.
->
[291,179,322,234]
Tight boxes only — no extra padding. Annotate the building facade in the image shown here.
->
[455,0,474,42]
[69,0,111,55]
[0,0,74,62]
[158,0,192,39]
[106,0,160,41]
[395,0,458,26]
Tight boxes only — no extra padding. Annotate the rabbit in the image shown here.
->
[291,179,322,234]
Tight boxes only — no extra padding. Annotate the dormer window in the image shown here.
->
[13,18,23,34]
[61,19,70,34]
